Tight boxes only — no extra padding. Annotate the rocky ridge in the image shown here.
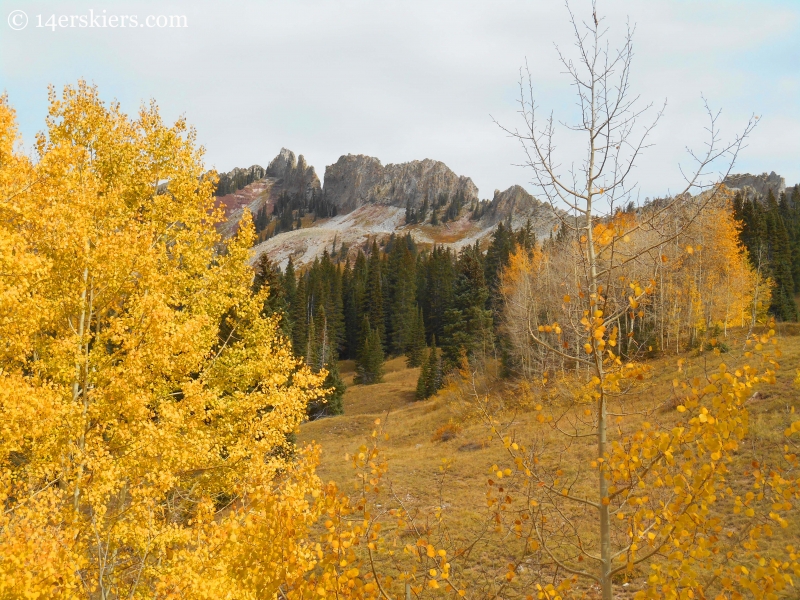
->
[220,149,785,269]
[322,154,479,214]
[239,150,562,268]
[723,171,786,199]
[266,148,321,200]
[214,148,321,238]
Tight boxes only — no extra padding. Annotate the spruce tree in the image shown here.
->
[354,316,384,385]
[308,358,346,418]
[421,246,455,342]
[405,306,427,367]
[283,257,297,309]
[252,254,290,336]
[484,223,513,305]
[424,336,442,398]
[766,190,798,321]
[415,353,430,401]
[442,245,493,368]
[388,236,418,355]
[322,359,346,415]
[342,259,359,359]
[366,241,386,347]
[290,274,308,357]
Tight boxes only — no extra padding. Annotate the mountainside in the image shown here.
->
[214,148,322,239]
[213,149,568,267]
[266,148,321,200]
[723,171,786,199]
[216,149,561,268]
[323,154,479,214]
[216,150,786,270]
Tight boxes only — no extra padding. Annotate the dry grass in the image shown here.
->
[298,333,800,598]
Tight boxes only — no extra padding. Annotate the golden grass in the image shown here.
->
[298,333,800,598]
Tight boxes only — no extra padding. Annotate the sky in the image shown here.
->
[1,0,798,201]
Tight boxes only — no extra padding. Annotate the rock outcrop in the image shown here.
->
[322,155,479,214]
[479,185,561,240]
[215,165,266,197]
[266,148,321,200]
[723,172,786,199]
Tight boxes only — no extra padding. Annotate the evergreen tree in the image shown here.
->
[420,246,455,342]
[366,241,386,347]
[252,254,290,336]
[516,218,536,252]
[405,306,427,368]
[790,187,800,292]
[734,190,799,321]
[415,336,441,400]
[387,235,418,354]
[484,222,514,313]
[290,273,308,357]
[354,317,384,385]
[442,245,493,368]
[320,359,346,416]
[342,258,359,359]
[766,190,797,320]
[415,348,430,401]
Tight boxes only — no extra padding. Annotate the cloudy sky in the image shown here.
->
[1,0,798,200]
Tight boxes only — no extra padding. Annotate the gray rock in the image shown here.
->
[723,172,785,200]
[480,185,561,239]
[266,147,321,201]
[322,154,479,214]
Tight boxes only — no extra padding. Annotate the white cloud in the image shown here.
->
[1,0,798,198]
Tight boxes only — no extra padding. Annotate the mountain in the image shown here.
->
[214,148,321,239]
[322,154,479,214]
[723,171,786,200]
[265,148,321,200]
[214,149,562,268]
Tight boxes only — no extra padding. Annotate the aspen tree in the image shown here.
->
[494,4,761,598]
[0,84,330,598]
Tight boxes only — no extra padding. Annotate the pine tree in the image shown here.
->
[354,316,384,385]
[421,246,455,342]
[405,306,427,367]
[252,254,290,336]
[423,336,442,398]
[321,359,346,416]
[415,348,430,401]
[342,258,359,359]
[283,257,297,310]
[366,241,386,347]
[387,235,418,355]
[291,273,308,357]
[442,245,493,368]
[765,190,798,321]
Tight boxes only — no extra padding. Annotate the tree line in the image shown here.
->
[257,180,800,420]
[733,185,800,321]
[253,220,537,411]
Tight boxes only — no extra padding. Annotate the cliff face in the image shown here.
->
[723,172,786,199]
[323,155,479,214]
[215,165,266,197]
[266,148,321,200]
[485,185,540,223]
[217,149,565,266]
[480,185,561,240]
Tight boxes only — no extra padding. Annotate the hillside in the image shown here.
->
[299,332,800,597]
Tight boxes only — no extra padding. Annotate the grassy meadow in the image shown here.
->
[299,329,800,598]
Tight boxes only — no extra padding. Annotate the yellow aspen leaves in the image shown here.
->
[0,85,329,599]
